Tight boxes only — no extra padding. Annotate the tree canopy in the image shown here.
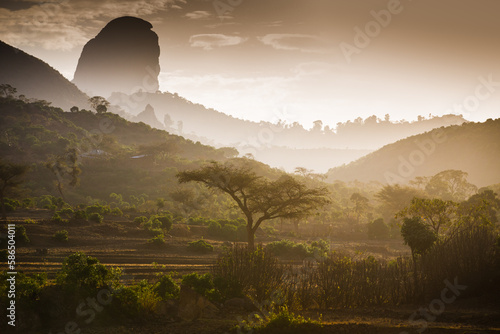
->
[177,159,330,248]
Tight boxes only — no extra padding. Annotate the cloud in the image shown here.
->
[258,34,332,53]
[184,10,211,20]
[189,34,247,50]
[0,0,185,50]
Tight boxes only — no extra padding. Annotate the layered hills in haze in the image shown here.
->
[326,119,500,187]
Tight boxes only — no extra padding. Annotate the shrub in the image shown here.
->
[73,210,88,220]
[155,274,180,300]
[51,213,68,224]
[111,207,123,216]
[187,239,214,253]
[4,198,20,212]
[15,225,30,243]
[57,207,74,218]
[53,230,69,242]
[181,273,214,296]
[208,221,222,236]
[155,213,173,231]
[187,216,214,226]
[85,204,111,216]
[23,218,37,224]
[56,252,121,296]
[148,234,166,247]
[368,218,390,240]
[134,216,148,224]
[252,307,322,334]
[89,213,103,223]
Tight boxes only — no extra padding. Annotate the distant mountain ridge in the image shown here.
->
[0,40,90,111]
[326,119,500,187]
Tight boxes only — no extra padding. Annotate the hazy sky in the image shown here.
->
[1,0,500,128]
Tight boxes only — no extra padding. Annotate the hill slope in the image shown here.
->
[0,41,91,111]
[326,119,500,187]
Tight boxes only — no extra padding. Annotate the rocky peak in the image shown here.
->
[73,16,160,97]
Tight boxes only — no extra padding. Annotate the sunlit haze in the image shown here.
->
[1,0,500,128]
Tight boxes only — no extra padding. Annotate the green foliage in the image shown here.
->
[187,239,214,253]
[51,213,68,223]
[401,217,437,256]
[134,216,148,224]
[252,307,322,334]
[57,207,74,217]
[181,273,214,297]
[23,218,37,224]
[15,225,30,243]
[53,230,69,242]
[16,272,47,301]
[73,209,88,220]
[86,203,111,216]
[367,218,390,239]
[56,252,121,295]
[89,212,103,223]
[148,234,166,247]
[266,239,328,259]
[187,216,215,226]
[111,207,123,216]
[154,274,180,300]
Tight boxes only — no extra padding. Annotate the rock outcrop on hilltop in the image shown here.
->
[73,16,160,97]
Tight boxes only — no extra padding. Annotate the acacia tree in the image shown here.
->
[46,148,81,203]
[89,96,110,114]
[0,161,29,219]
[177,160,330,249]
[397,197,458,236]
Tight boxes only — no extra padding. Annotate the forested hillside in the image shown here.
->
[326,119,500,187]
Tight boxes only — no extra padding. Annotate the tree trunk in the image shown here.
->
[247,224,255,250]
[57,182,67,203]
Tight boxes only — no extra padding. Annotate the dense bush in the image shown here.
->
[85,204,111,216]
[154,274,180,300]
[51,213,68,223]
[56,252,121,296]
[73,210,88,220]
[181,273,214,297]
[187,239,213,253]
[15,225,30,243]
[252,307,322,334]
[53,230,69,242]
[207,218,246,241]
[148,234,166,247]
[89,212,103,223]
[367,218,390,239]
[134,216,148,224]
[266,240,328,259]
